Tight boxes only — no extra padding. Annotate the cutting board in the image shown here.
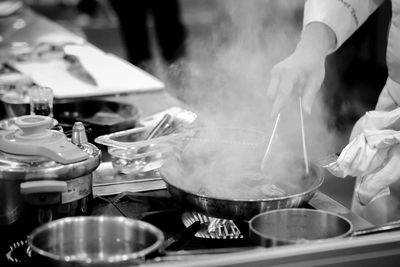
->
[12,45,165,99]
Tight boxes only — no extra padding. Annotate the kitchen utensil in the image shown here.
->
[163,167,322,221]
[27,216,165,266]
[144,113,174,140]
[95,109,196,174]
[0,115,101,226]
[249,208,400,247]
[260,113,280,173]
[27,216,211,266]
[299,96,309,174]
[159,221,201,251]
[161,127,324,221]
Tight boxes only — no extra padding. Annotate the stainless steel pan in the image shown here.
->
[160,127,324,221]
[249,208,400,247]
[162,164,322,221]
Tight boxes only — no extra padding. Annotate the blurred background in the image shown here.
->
[24,0,390,132]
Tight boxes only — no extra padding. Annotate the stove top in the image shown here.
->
[92,191,253,250]
[1,190,252,266]
[0,189,374,266]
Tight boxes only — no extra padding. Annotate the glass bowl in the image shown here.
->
[99,125,192,175]
[95,108,197,175]
[108,142,176,175]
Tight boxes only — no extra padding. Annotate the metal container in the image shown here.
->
[163,165,322,221]
[249,208,400,247]
[28,216,164,266]
[160,127,324,221]
[0,115,101,226]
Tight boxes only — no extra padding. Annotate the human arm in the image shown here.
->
[267,22,335,115]
[267,0,386,116]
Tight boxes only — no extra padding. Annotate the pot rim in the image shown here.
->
[162,165,324,203]
[249,208,354,244]
[27,216,165,264]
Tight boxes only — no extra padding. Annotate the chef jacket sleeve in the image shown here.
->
[303,0,386,52]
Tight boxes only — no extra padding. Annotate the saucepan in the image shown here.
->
[26,215,233,266]
[27,216,165,266]
[249,208,400,247]
[160,127,324,221]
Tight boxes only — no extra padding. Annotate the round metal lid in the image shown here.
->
[0,115,101,180]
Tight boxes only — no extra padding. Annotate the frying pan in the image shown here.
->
[249,208,400,247]
[162,166,322,221]
[160,127,324,221]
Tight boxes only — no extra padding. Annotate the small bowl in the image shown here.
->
[1,92,30,118]
[27,216,164,266]
[95,123,194,175]
[108,143,175,175]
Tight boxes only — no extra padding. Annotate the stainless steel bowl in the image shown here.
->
[249,208,400,247]
[27,216,164,266]
[249,208,352,247]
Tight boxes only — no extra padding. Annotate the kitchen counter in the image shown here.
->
[1,5,400,267]
[0,5,183,117]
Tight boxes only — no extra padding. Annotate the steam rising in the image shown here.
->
[159,1,337,199]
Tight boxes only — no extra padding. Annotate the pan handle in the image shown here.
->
[160,221,201,251]
[352,220,400,237]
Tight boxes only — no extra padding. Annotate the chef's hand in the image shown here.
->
[267,23,336,117]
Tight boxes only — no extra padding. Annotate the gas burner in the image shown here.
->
[6,239,32,264]
[181,211,243,239]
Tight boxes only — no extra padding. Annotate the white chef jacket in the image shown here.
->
[304,0,400,224]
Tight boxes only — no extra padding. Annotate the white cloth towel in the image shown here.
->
[326,107,400,205]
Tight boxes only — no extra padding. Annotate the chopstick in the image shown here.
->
[261,113,281,172]
[299,96,309,174]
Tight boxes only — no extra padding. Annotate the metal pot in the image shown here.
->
[27,216,164,266]
[160,127,323,221]
[0,115,101,227]
[249,208,400,247]
[27,216,252,266]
